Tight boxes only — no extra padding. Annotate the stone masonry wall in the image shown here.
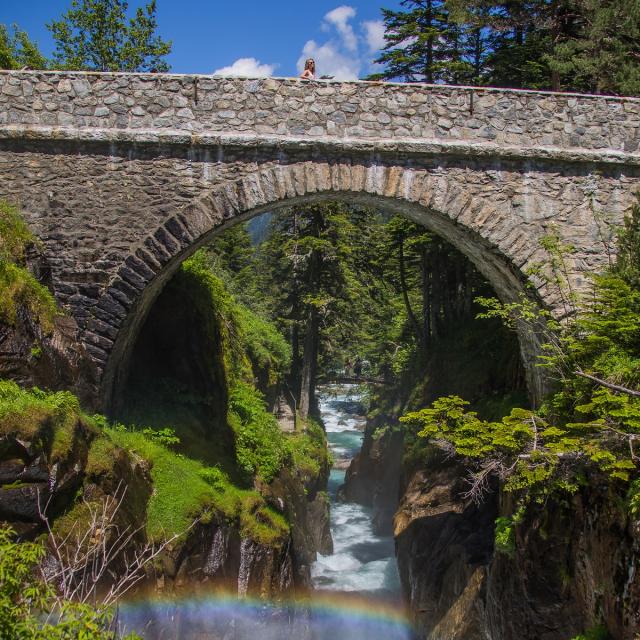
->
[0,71,639,158]
[1,71,640,405]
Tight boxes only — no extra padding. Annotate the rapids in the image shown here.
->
[311,384,403,599]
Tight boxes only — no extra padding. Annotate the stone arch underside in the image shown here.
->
[85,157,635,411]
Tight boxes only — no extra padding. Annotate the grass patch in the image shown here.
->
[0,201,58,333]
[0,380,95,462]
[0,381,291,548]
[107,427,289,545]
[85,434,122,479]
[0,200,36,263]
[288,416,331,479]
[571,624,611,640]
[228,384,331,485]
[184,252,291,385]
[228,381,292,484]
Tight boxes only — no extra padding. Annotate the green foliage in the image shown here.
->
[548,0,640,95]
[627,479,640,518]
[183,251,291,387]
[0,376,290,554]
[571,624,611,640]
[0,24,48,70]
[402,396,534,459]
[0,380,94,461]
[107,425,288,545]
[370,0,471,84]
[288,416,332,478]
[0,201,58,333]
[234,303,292,386]
[0,200,36,263]
[615,196,640,289]
[494,516,516,556]
[0,261,59,333]
[402,196,640,527]
[0,526,135,639]
[228,382,291,483]
[215,205,523,426]
[48,0,172,71]
[140,426,180,446]
[372,0,640,94]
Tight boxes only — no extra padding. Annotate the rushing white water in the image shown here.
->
[312,384,403,599]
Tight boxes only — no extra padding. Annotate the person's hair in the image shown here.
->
[304,58,316,73]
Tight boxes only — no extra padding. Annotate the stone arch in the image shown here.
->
[92,160,563,412]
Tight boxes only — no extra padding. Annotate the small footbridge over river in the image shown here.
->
[1,70,639,407]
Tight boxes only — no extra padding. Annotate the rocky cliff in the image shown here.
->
[393,448,640,640]
[0,383,331,599]
[341,415,404,535]
[0,251,330,601]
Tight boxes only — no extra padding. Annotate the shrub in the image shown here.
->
[228,381,291,483]
[0,526,135,638]
[494,516,516,556]
[0,201,58,333]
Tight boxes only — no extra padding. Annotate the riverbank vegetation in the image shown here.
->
[401,198,640,561]
[0,201,331,636]
[0,201,57,334]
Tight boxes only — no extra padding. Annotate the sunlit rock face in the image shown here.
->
[393,447,640,640]
[394,452,498,640]
[1,71,639,409]
[154,520,296,598]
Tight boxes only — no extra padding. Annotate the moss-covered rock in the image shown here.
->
[0,202,98,406]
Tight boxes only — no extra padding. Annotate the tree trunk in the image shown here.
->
[399,237,423,343]
[298,307,319,420]
[298,206,324,421]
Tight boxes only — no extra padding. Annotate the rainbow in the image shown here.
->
[117,589,416,639]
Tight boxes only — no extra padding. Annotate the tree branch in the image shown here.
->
[574,369,640,398]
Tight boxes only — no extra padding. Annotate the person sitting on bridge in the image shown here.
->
[354,357,362,377]
[300,58,316,80]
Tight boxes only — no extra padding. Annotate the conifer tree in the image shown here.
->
[547,0,640,95]
[369,0,460,83]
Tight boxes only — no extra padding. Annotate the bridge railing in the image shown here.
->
[0,71,639,160]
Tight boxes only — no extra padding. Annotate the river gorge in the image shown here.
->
[117,384,414,639]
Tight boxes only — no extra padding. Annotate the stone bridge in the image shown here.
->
[1,70,639,408]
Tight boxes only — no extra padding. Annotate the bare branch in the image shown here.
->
[460,460,500,504]
[38,481,185,615]
[574,369,640,398]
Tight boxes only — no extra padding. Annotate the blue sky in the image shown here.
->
[2,1,402,79]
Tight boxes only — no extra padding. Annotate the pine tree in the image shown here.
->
[445,0,496,85]
[48,0,172,72]
[369,0,462,83]
[547,0,640,95]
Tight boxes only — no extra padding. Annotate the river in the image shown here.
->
[312,384,403,599]
[119,384,413,639]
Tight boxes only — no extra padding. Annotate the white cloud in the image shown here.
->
[297,40,360,81]
[363,20,385,53]
[297,6,387,81]
[213,57,277,78]
[324,6,358,52]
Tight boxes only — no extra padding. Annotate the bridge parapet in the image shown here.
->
[1,71,639,162]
